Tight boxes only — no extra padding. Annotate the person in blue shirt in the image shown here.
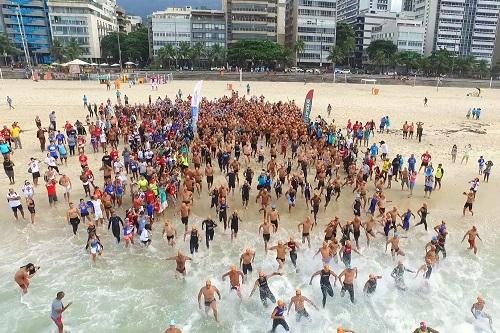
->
[408,154,417,173]
[379,117,386,133]
[79,199,90,224]
[67,134,76,156]
[57,143,67,166]
[370,143,379,160]
[83,95,88,108]
[47,142,58,159]
[55,131,65,144]
[478,156,485,174]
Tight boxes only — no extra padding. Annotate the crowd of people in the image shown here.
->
[2,88,495,333]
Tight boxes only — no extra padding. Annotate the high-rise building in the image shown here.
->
[223,0,286,45]
[402,0,414,11]
[354,10,398,65]
[115,5,126,33]
[337,0,392,24]
[124,15,142,33]
[191,9,226,48]
[0,0,52,64]
[150,7,226,57]
[150,7,192,57]
[414,0,500,63]
[47,0,118,60]
[371,16,425,53]
[285,0,337,66]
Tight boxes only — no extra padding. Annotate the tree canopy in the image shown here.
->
[227,40,292,68]
[327,22,355,67]
[101,27,149,65]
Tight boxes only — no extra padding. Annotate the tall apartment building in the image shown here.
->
[337,0,392,24]
[354,10,398,65]
[371,17,425,53]
[223,0,286,45]
[150,7,191,56]
[150,7,226,57]
[285,0,337,66]
[414,0,500,62]
[191,9,226,48]
[47,0,117,60]
[125,15,142,33]
[0,0,52,64]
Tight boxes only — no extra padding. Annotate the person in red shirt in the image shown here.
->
[78,152,88,169]
[110,149,119,161]
[77,135,86,154]
[419,151,432,173]
[145,189,155,204]
[46,179,58,207]
[64,121,73,136]
[2,126,12,147]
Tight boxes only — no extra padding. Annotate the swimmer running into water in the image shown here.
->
[14,263,40,294]
[166,251,192,279]
[197,280,221,322]
[471,296,494,331]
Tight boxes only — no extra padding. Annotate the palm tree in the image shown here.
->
[191,42,206,69]
[373,50,387,73]
[456,55,475,77]
[51,39,65,63]
[326,46,345,72]
[474,59,490,79]
[0,33,19,65]
[158,44,176,68]
[64,38,84,60]
[177,41,192,68]
[292,39,305,66]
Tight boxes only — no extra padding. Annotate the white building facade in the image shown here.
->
[414,0,500,62]
[285,0,337,65]
[150,7,192,56]
[47,0,118,60]
[371,17,425,53]
[337,0,392,24]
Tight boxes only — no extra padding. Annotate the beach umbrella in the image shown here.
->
[124,61,136,66]
[100,63,109,66]
[90,63,99,66]
[64,59,90,66]
[110,63,121,67]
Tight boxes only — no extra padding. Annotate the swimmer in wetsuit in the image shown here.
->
[249,271,283,307]
[363,274,382,295]
[107,210,123,243]
[310,264,338,308]
[166,251,192,279]
[391,261,415,290]
[287,236,300,270]
[270,300,289,332]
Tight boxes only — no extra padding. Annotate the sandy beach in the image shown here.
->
[0,79,498,333]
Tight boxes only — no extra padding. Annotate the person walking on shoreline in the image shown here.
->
[51,291,72,333]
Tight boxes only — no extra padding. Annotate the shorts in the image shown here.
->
[32,171,40,179]
[302,232,310,238]
[258,156,264,162]
[167,235,174,241]
[263,233,270,242]
[181,216,189,225]
[28,206,35,214]
[231,225,239,234]
[52,316,63,327]
[464,202,473,210]
[94,210,104,220]
[424,185,433,192]
[48,195,58,204]
[11,204,23,213]
[64,186,71,194]
[354,230,360,241]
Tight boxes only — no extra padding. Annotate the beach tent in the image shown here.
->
[110,63,121,67]
[100,63,109,67]
[64,59,90,66]
[124,61,137,66]
[90,63,99,66]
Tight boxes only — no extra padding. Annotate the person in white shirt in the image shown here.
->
[7,188,24,220]
[28,158,41,186]
[140,224,152,247]
[90,196,104,225]
[21,181,34,199]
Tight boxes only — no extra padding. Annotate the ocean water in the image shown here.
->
[1,199,499,333]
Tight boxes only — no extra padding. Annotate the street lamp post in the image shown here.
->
[115,5,123,74]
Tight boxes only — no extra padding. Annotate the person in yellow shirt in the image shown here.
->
[434,163,444,190]
[10,122,22,150]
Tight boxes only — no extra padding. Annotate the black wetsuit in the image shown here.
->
[319,269,334,307]
[189,230,199,254]
[242,183,250,204]
[415,206,428,230]
[230,213,240,234]
[108,216,123,243]
[287,241,297,268]
[202,219,217,249]
[218,201,228,230]
[365,279,377,294]
[258,276,276,306]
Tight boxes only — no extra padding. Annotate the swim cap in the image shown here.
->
[347,264,352,269]
[272,204,276,209]
[394,232,399,238]
[420,322,427,329]
[432,236,437,241]
[170,320,176,326]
